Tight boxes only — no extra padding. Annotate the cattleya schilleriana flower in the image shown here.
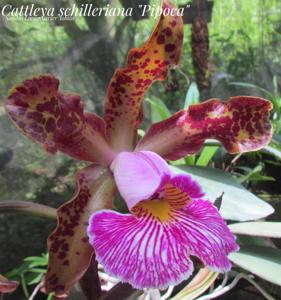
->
[5,0,273,296]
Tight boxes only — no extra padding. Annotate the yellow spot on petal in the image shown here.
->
[138,199,171,222]
[237,129,249,140]
[131,183,191,223]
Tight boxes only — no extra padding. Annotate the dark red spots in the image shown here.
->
[81,237,89,243]
[37,102,52,112]
[63,260,69,266]
[144,79,152,85]
[54,285,65,291]
[27,111,43,123]
[165,44,176,53]
[232,124,240,134]
[16,86,28,94]
[61,243,69,252]
[17,121,25,129]
[157,35,165,44]
[13,98,29,108]
[46,118,56,133]
[164,27,172,36]
[29,86,39,96]
[58,252,66,260]
[246,123,254,135]
[232,111,240,121]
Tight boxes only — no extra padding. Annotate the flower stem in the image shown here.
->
[0,201,57,220]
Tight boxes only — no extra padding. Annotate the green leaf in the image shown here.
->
[264,144,281,161]
[229,246,281,286]
[273,75,279,99]
[236,164,275,183]
[171,165,274,221]
[25,272,44,285]
[146,97,171,123]
[184,82,200,109]
[229,222,281,238]
[184,155,196,166]
[169,158,187,166]
[196,146,219,166]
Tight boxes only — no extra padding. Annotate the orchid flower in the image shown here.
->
[5,0,273,296]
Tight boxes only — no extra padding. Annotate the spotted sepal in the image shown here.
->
[5,75,114,164]
[104,0,184,151]
[137,96,273,160]
[45,165,116,296]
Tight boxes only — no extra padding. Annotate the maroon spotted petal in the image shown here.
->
[45,165,116,296]
[6,75,114,165]
[104,0,184,151]
[137,96,273,159]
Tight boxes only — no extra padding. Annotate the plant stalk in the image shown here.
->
[0,201,57,220]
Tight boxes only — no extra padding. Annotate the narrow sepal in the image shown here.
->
[45,166,116,296]
[137,97,273,160]
[104,0,184,150]
[5,75,114,164]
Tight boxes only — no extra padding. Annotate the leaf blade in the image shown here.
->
[229,246,281,286]
[171,165,274,221]
[229,222,281,238]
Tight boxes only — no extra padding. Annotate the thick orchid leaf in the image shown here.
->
[45,165,116,296]
[171,269,219,300]
[0,275,19,293]
[137,97,273,160]
[229,222,281,238]
[5,75,114,164]
[104,0,183,151]
[171,165,274,221]
[229,246,281,286]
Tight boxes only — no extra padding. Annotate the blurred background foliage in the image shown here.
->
[0,0,281,299]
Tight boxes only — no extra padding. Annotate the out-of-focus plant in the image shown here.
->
[5,254,51,300]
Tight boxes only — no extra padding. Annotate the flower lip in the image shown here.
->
[87,177,238,289]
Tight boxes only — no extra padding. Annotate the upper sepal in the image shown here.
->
[5,75,114,164]
[104,0,184,150]
[137,96,273,159]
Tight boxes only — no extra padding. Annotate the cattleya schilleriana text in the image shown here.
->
[5,0,273,296]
